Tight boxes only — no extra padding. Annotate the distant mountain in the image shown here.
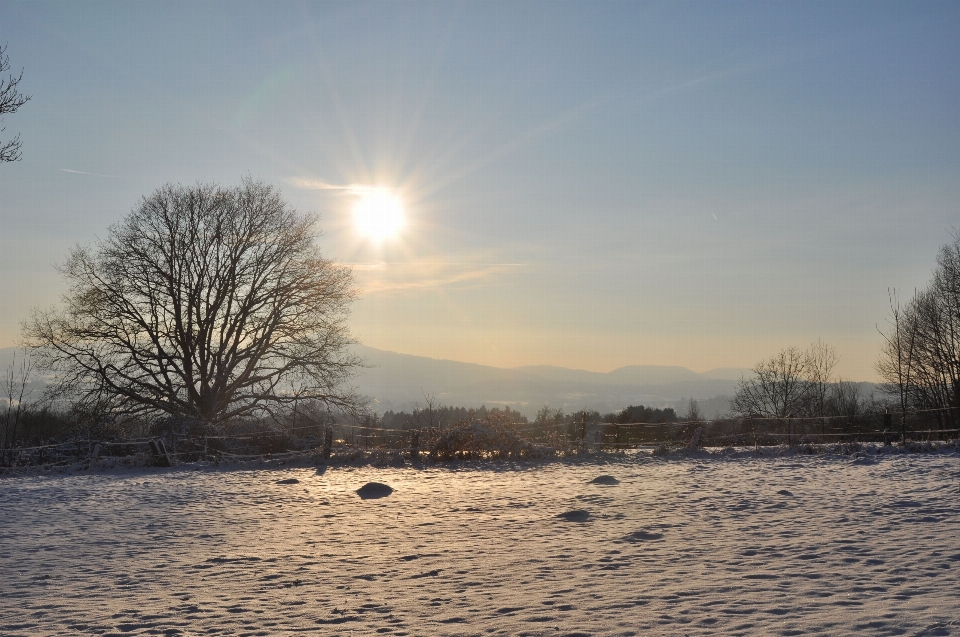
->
[697,367,752,381]
[513,364,701,386]
[351,344,751,417]
[0,344,782,419]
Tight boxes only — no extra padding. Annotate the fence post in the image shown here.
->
[688,427,702,450]
[322,427,332,461]
[410,429,419,463]
[149,439,172,467]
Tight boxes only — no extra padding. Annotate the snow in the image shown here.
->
[2,452,959,636]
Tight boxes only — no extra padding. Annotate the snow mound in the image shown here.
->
[356,482,393,499]
[588,474,619,485]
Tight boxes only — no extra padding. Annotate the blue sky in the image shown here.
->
[1,1,958,380]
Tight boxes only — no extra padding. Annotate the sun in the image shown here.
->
[353,190,404,244]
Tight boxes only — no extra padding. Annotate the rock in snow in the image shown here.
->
[621,530,664,542]
[556,509,591,522]
[356,482,393,499]
[276,478,300,485]
[588,474,620,485]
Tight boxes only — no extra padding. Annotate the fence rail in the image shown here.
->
[2,406,958,468]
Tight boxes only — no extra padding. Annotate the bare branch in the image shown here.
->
[0,43,31,163]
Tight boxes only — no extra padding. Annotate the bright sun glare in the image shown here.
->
[353,190,404,244]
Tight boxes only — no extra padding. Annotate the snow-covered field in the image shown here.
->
[2,452,959,636]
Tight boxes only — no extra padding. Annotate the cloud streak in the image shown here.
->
[350,257,526,294]
[60,168,120,178]
[287,177,383,195]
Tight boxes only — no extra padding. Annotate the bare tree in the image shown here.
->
[876,289,918,439]
[875,232,960,438]
[805,339,838,434]
[25,179,361,426]
[828,378,862,433]
[684,398,702,422]
[732,346,810,419]
[535,404,564,427]
[2,348,33,448]
[412,392,446,434]
[930,235,960,421]
[0,44,31,162]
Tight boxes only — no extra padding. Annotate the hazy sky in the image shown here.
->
[1,1,958,380]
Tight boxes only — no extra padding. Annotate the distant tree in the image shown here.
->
[876,289,919,436]
[2,348,32,448]
[806,340,838,420]
[614,405,677,424]
[733,341,840,422]
[535,405,563,426]
[412,393,447,433]
[25,179,360,426]
[732,347,810,419]
[684,398,702,422]
[0,44,31,162]
[827,379,863,433]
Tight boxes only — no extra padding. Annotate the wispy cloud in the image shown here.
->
[60,168,120,178]
[287,177,383,194]
[349,257,526,294]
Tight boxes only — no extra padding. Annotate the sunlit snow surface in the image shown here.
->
[2,453,959,636]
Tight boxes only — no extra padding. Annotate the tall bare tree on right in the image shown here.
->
[877,231,960,433]
[0,43,31,162]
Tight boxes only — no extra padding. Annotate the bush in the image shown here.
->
[429,415,551,460]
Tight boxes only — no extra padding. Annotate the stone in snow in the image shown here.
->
[622,530,664,542]
[556,509,590,522]
[588,475,619,485]
[357,482,393,499]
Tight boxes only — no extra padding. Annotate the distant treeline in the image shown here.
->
[379,404,528,431]
[376,403,678,433]
[1,393,683,451]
